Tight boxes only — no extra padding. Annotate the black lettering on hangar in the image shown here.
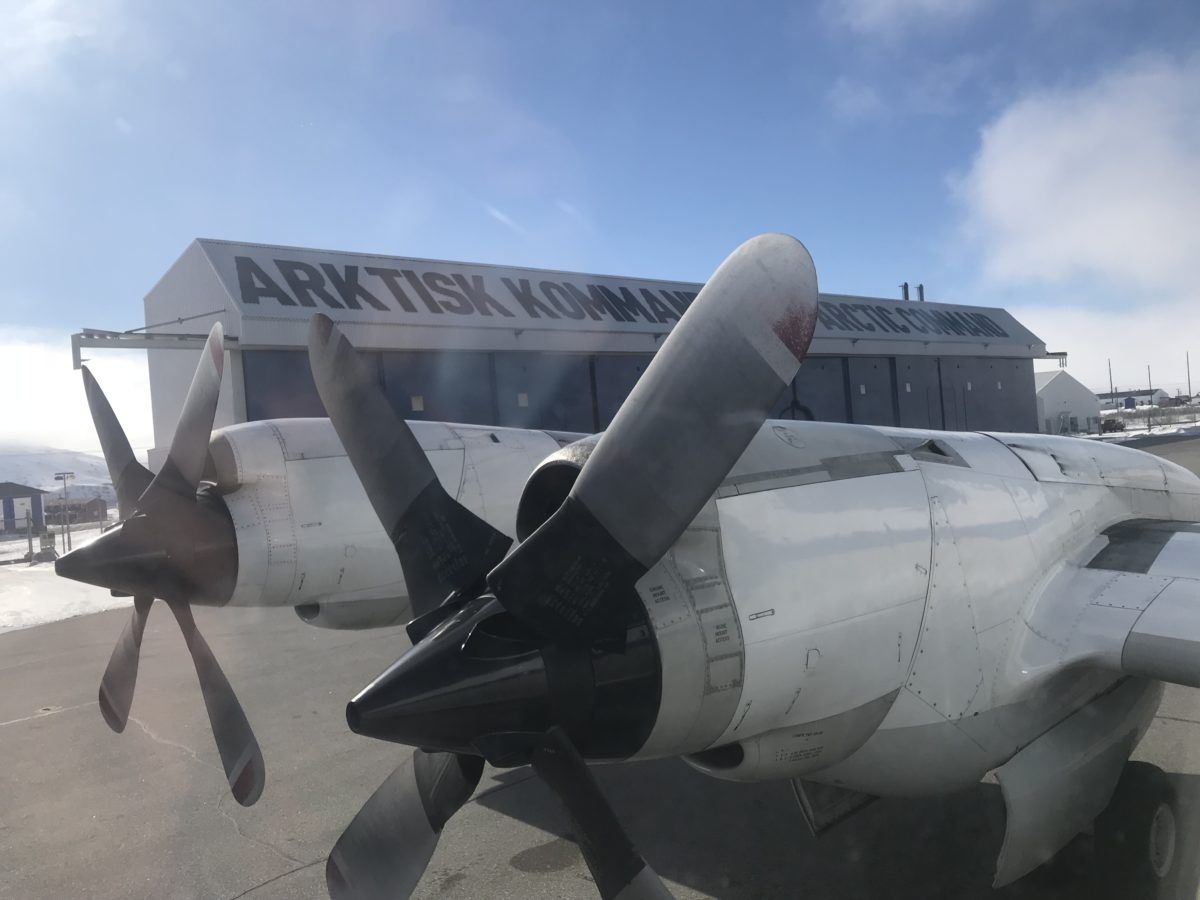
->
[235,256,515,317]
[234,256,702,326]
[814,299,1009,339]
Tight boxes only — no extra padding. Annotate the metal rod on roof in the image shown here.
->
[128,308,226,334]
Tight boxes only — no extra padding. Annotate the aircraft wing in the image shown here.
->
[1090,519,1200,687]
[1027,520,1200,688]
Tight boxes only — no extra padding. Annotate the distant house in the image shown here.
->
[1036,371,1102,435]
[0,482,46,533]
[1095,388,1171,409]
[44,496,109,526]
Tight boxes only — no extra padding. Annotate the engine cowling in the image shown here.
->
[205,418,563,614]
[294,597,410,630]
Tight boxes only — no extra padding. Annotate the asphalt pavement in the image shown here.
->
[3,438,1200,899]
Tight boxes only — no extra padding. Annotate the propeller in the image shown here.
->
[327,750,483,900]
[56,323,265,806]
[312,233,819,899]
[487,232,819,642]
[307,314,512,618]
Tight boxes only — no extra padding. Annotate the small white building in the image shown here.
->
[1036,370,1102,434]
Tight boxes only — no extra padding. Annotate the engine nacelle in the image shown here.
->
[205,418,563,613]
[620,421,935,780]
[295,597,409,630]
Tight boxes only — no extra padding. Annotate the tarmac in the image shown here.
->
[3,436,1200,900]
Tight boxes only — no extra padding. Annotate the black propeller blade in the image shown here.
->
[327,750,483,900]
[531,727,672,900]
[56,323,264,805]
[488,232,818,643]
[81,366,153,521]
[319,234,818,900]
[307,313,512,617]
[166,599,264,806]
[97,594,152,732]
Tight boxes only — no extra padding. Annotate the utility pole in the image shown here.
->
[26,511,33,563]
[54,472,74,553]
[1108,358,1115,400]
[1189,351,1195,425]
[1147,366,1154,432]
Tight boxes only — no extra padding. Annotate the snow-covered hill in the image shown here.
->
[0,444,115,502]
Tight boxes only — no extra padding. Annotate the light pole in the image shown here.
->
[54,472,75,552]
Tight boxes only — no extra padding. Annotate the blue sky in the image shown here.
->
[2,0,1198,449]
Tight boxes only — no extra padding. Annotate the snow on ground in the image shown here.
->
[0,562,129,634]
[1098,422,1200,442]
[0,521,109,563]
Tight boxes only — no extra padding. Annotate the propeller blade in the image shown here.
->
[490,233,818,641]
[81,367,153,521]
[532,727,672,900]
[327,750,483,900]
[165,599,265,806]
[307,314,512,616]
[97,595,153,732]
[140,322,225,505]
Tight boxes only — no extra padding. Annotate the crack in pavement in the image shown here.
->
[127,715,223,774]
[0,701,95,729]
[226,858,324,899]
[1155,714,1200,726]
[216,791,308,868]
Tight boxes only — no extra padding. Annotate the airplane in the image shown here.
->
[55,233,1200,900]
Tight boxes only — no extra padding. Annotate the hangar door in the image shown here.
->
[772,357,850,423]
[895,356,943,430]
[847,356,897,426]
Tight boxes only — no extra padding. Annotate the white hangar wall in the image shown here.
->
[143,239,1049,469]
[1035,370,1102,434]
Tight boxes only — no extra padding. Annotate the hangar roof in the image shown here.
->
[144,239,1047,359]
[0,482,46,499]
[1034,370,1063,391]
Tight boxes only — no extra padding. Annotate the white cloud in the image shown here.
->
[485,205,528,237]
[956,54,1200,396]
[555,199,592,231]
[958,55,1200,294]
[0,328,152,453]
[827,77,884,121]
[1017,300,1197,395]
[830,0,989,35]
[0,0,123,90]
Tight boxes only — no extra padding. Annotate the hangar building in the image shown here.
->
[77,240,1048,468]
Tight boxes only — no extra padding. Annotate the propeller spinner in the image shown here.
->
[55,323,265,806]
[310,233,819,899]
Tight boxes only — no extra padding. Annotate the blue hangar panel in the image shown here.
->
[380,351,494,424]
[847,356,897,427]
[593,355,654,429]
[895,356,944,430]
[494,352,594,433]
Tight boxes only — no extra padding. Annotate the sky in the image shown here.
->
[1,0,1198,453]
